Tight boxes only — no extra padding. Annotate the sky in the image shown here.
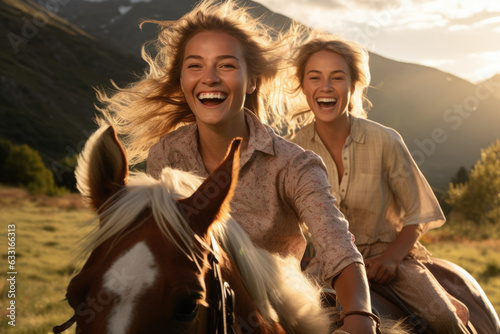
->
[254,0,500,83]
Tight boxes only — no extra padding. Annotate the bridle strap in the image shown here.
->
[52,314,76,334]
[209,234,236,334]
[209,255,236,334]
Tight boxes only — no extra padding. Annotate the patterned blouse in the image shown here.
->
[147,110,363,282]
[288,116,445,258]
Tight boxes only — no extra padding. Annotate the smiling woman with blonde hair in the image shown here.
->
[96,0,287,166]
[286,32,469,333]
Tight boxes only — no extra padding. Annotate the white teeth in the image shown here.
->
[198,92,227,100]
[316,98,337,103]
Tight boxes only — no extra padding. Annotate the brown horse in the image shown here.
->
[54,125,332,334]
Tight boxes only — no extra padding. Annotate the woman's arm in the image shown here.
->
[334,263,377,333]
[285,150,376,333]
[364,224,423,283]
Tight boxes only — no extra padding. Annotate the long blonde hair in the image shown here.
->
[284,31,372,135]
[97,0,292,164]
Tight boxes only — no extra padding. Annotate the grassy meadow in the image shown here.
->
[0,187,90,334]
[0,186,499,333]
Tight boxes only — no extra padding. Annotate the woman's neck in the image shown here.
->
[315,113,351,149]
[197,112,249,173]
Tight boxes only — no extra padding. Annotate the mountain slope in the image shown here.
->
[0,0,145,165]
[368,53,500,187]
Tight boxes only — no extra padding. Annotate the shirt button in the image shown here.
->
[341,189,345,192]
[343,157,347,160]
[344,172,348,176]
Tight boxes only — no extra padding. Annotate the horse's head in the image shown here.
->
[62,125,241,334]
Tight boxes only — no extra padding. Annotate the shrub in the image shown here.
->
[2,143,65,195]
[447,140,500,224]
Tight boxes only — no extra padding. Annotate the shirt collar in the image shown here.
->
[184,109,275,167]
[349,115,365,144]
[244,109,275,156]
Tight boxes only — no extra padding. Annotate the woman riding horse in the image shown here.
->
[283,31,486,333]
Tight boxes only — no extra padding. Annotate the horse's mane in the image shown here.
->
[211,218,330,333]
[76,128,329,334]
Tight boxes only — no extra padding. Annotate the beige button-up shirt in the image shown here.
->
[147,111,363,282]
[289,116,445,250]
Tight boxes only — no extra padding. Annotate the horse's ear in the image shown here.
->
[75,125,129,212]
[176,138,241,236]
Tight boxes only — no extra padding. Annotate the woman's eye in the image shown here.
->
[187,64,201,69]
[220,63,236,69]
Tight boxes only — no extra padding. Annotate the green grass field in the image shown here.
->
[0,188,90,334]
[0,186,498,333]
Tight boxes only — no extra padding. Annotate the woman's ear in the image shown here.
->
[247,78,257,94]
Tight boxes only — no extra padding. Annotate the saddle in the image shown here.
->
[322,283,473,334]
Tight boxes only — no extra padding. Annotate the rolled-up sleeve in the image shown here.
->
[386,130,445,233]
[285,150,364,283]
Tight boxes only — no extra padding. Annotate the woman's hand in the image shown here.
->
[365,224,424,284]
[364,254,398,284]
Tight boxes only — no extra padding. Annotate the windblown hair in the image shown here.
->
[284,30,372,135]
[97,0,292,164]
[75,128,330,333]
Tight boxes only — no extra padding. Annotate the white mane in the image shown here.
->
[76,128,330,334]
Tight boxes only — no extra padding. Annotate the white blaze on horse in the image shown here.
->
[54,125,332,334]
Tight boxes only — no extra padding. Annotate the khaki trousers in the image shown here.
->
[371,257,469,334]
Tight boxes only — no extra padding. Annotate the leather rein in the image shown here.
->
[207,235,237,334]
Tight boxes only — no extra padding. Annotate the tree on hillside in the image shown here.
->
[3,144,63,195]
[54,155,78,192]
[0,139,13,183]
[450,166,469,185]
[447,140,500,224]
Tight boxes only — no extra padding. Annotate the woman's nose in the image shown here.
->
[320,79,332,91]
[202,67,221,85]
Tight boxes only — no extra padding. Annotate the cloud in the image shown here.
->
[463,51,500,82]
[474,14,500,26]
[420,58,457,68]
[468,50,500,61]
[294,0,344,10]
[447,11,500,26]
[342,0,401,11]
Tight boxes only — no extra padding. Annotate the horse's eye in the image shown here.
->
[174,296,200,321]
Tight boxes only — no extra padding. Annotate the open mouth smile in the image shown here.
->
[197,92,228,107]
[316,97,337,110]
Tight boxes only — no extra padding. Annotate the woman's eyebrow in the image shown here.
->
[306,69,347,75]
[184,55,240,61]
